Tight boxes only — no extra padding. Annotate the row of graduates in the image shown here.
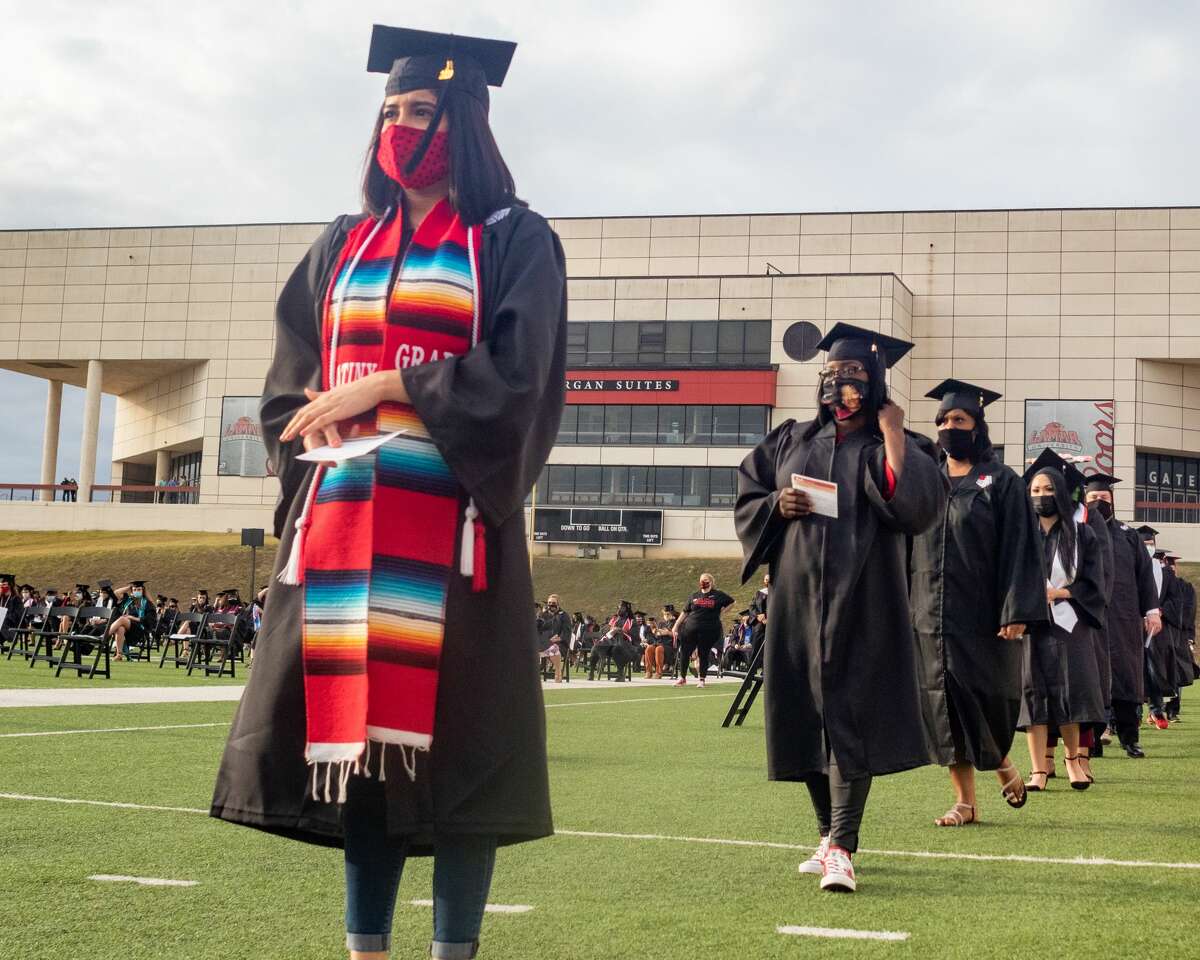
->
[734,321,1195,893]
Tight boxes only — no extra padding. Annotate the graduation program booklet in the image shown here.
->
[297,431,404,463]
[791,473,839,518]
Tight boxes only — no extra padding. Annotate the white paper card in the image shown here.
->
[791,473,839,519]
[296,431,404,463]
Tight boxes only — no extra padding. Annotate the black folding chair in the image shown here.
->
[27,606,80,668]
[1,604,33,657]
[187,612,238,678]
[159,611,206,669]
[56,606,117,680]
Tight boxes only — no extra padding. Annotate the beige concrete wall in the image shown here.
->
[3,207,1200,552]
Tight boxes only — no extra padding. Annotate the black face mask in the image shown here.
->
[1032,495,1058,518]
[937,427,975,461]
[1090,499,1113,520]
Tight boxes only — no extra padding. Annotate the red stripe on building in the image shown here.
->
[565,369,776,405]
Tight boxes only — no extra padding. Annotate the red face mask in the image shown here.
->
[376,123,450,189]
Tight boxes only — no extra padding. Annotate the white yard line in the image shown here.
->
[778,925,909,942]
[545,694,723,708]
[0,722,230,738]
[0,687,245,708]
[89,874,197,888]
[2,792,1197,871]
[408,900,532,914]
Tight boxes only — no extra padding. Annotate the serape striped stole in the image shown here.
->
[299,200,480,795]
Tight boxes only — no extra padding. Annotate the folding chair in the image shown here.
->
[27,606,80,668]
[1,604,34,658]
[187,612,238,678]
[159,611,206,669]
[56,606,117,680]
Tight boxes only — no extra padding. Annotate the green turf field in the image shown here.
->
[0,671,1196,960]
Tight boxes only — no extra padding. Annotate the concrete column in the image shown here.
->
[39,380,63,502]
[77,360,103,503]
[155,449,171,503]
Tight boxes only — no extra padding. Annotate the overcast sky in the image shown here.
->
[1,0,1196,482]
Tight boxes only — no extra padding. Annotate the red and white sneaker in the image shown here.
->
[673,677,687,687]
[798,835,830,875]
[1153,714,1170,730]
[820,845,857,893]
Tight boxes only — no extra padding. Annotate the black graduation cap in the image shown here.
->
[816,322,914,370]
[75,583,90,591]
[1154,548,1167,559]
[1136,525,1158,540]
[1084,472,1122,493]
[221,588,241,596]
[129,580,147,588]
[1023,448,1086,493]
[925,378,1002,422]
[367,25,515,106]
[0,573,16,584]
[20,584,34,592]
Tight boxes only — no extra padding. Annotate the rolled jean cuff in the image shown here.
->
[346,931,390,952]
[430,939,480,959]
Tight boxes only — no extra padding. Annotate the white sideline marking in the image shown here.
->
[4,793,1198,872]
[778,925,909,942]
[0,722,230,739]
[0,687,245,708]
[0,696,719,735]
[89,874,197,888]
[409,899,532,914]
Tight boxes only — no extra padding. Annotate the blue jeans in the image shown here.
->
[344,781,497,957]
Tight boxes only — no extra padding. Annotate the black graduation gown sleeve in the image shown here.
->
[994,468,1050,628]
[1066,522,1106,631]
[734,420,792,583]
[401,208,568,528]
[1134,541,1159,615]
[259,215,365,537]
[862,434,946,536]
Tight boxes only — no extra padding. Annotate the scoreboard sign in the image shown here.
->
[533,508,664,546]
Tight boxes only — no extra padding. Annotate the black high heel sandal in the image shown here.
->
[1064,754,1091,791]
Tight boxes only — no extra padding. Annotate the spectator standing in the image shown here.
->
[672,573,734,689]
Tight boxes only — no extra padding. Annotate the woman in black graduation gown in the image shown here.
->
[1019,467,1106,791]
[209,26,566,960]
[736,322,945,894]
[910,380,1047,827]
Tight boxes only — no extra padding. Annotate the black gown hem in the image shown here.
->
[767,758,928,782]
[208,803,554,854]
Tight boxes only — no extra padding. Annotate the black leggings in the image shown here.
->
[805,761,873,854]
[676,627,717,679]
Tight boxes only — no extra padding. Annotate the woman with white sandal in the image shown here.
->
[910,380,1048,827]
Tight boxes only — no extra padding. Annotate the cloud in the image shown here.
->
[1,0,1197,478]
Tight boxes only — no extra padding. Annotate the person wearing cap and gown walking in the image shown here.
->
[1081,483,1162,757]
[1139,529,1175,729]
[1160,553,1195,721]
[1019,465,1107,791]
[736,322,945,894]
[910,380,1047,827]
[209,26,566,960]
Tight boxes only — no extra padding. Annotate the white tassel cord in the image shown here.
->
[460,500,479,577]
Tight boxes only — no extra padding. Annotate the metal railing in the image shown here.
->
[0,483,200,504]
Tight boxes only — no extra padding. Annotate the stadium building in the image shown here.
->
[2,206,1200,556]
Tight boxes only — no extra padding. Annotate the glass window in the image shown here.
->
[601,466,629,505]
[712,405,741,444]
[665,323,691,366]
[576,406,604,445]
[709,468,737,507]
[739,406,767,444]
[556,405,578,444]
[717,321,744,364]
[629,466,653,505]
[630,405,658,445]
[604,405,631,444]
[654,466,683,506]
[586,323,612,365]
[682,467,709,507]
[638,323,665,364]
[575,465,602,504]
[545,465,574,505]
[659,406,686,445]
[744,321,771,364]
[612,322,639,365]
[566,324,587,365]
[691,322,717,364]
[685,405,713,445]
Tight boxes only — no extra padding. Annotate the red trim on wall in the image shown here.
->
[565,369,776,405]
